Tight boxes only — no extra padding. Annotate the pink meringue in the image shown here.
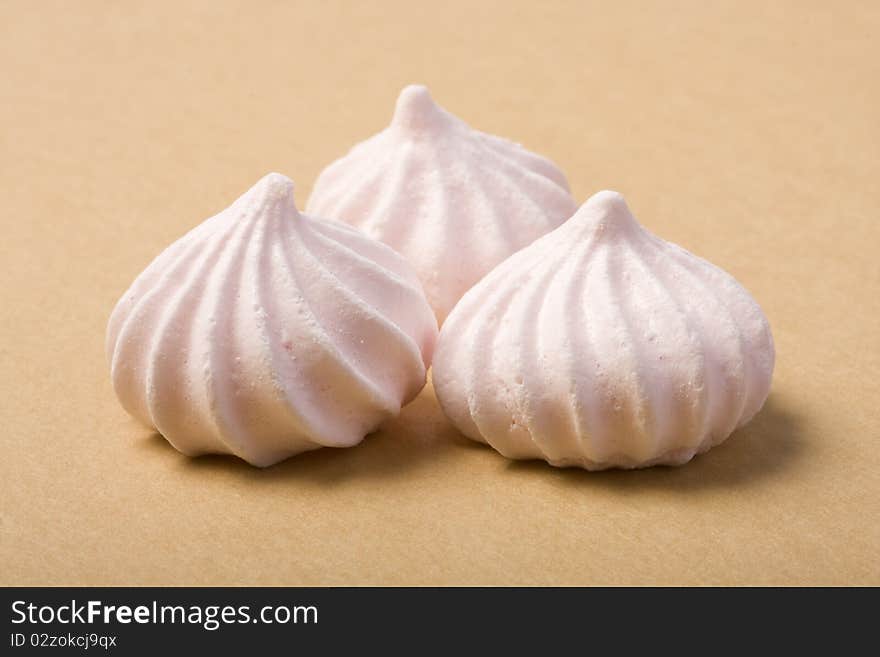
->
[107,173,438,467]
[433,191,775,469]
[306,85,577,323]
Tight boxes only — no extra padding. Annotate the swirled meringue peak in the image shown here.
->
[107,173,438,467]
[306,84,577,323]
[433,191,775,470]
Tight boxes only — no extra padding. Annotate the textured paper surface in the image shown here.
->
[2,0,878,585]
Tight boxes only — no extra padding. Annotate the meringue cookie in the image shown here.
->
[107,173,438,467]
[306,84,577,323]
[433,191,775,470]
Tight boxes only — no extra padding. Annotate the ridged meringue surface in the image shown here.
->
[433,191,775,469]
[107,173,438,467]
[306,85,578,323]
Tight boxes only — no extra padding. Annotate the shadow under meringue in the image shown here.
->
[136,383,461,483]
[135,385,801,490]
[499,396,804,491]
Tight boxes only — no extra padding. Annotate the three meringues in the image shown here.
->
[432,191,775,469]
[306,84,577,323]
[106,173,438,467]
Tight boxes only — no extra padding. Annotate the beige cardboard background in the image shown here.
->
[1,0,878,585]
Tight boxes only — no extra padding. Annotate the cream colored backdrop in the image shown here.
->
[1,1,877,584]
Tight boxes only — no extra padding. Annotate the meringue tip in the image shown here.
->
[257,171,295,195]
[250,172,298,208]
[586,189,628,211]
[575,190,639,233]
[392,84,443,130]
